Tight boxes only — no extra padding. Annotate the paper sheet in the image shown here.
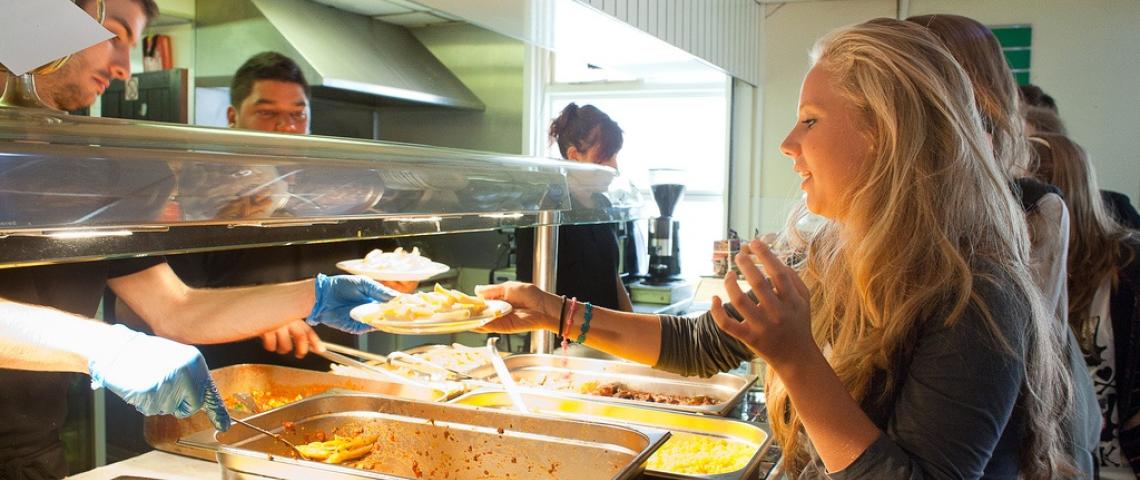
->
[0,0,114,75]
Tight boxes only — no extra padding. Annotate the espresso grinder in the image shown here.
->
[629,169,694,305]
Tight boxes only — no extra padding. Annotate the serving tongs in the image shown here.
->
[315,345,433,389]
[323,343,474,381]
[228,417,312,461]
[387,351,477,380]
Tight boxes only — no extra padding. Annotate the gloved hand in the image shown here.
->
[87,324,231,431]
[307,273,398,334]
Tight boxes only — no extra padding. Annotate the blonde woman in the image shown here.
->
[1031,132,1140,476]
[478,18,1088,478]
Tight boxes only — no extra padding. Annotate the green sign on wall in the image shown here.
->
[991,24,1032,85]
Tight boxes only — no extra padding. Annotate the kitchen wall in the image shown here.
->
[376,23,527,155]
[752,0,1140,233]
[907,0,1140,214]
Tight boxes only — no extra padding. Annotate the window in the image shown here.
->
[546,84,730,277]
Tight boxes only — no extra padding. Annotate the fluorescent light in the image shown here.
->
[45,230,134,239]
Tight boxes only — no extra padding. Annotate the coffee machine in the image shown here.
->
[629,169,693,304]
[647,171,684,284]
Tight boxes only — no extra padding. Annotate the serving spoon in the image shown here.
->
[229,417,311,461]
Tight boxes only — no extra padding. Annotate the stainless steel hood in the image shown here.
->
[195,0,484,110]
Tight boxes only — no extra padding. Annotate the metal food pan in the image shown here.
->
[465,354,755,415]
[180,393,669,480]
[145,364,446,460]
[451,390,771,480]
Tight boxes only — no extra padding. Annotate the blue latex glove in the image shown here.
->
[307,273,398,334]
[87,324,231,431]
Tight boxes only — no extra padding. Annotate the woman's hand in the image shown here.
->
[710,240,815,368]
[473,282,560,334]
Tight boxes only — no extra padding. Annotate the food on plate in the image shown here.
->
[226,386,332,413]
[646,432,753,474]
[362,247,436,271]
[359,284,489,323]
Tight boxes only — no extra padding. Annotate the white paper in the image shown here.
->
[0,0,114,75]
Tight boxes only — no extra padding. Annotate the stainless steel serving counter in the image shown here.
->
[73,388,782,480]
[68,451,217,479]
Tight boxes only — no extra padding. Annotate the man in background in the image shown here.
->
[167,52,414,368]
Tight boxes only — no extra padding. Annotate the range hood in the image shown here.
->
[195,0,484,110]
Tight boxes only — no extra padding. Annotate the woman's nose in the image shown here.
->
[780,132,800,159]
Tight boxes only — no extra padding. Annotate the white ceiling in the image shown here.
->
[309,0,458,27]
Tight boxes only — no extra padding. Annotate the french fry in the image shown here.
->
[363,284,491,324]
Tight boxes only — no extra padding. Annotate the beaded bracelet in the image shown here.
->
[576,302,593,344]
[562,297,578,351]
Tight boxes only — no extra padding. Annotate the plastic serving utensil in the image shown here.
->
[485,337,527,414]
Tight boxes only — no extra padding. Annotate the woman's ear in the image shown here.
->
[565,145,582,161]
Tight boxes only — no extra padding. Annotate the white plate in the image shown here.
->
[336,259,450,282]
[350,299,512,335]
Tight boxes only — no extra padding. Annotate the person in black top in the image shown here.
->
[159,52,416,370]
[517,103,632,311]
[0,4,395,478]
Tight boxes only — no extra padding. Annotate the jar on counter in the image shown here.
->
[712,238,741,277]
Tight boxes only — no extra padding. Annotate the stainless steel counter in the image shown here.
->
[68,451,217,480]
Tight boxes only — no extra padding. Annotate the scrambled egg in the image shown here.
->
[647,432,753,475]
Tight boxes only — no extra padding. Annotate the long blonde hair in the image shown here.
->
[768,19,1074,478]
[907,14,1032,178]
[1030,133,1134,356]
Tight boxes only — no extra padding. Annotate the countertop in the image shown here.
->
[68,451,217,479]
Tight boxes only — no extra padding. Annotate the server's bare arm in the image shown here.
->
[0,299,97,373]
[107,263,315,344]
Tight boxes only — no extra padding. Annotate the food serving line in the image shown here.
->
[0,109,780,479]
[75,342,780,480]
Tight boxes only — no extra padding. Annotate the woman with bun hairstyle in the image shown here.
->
[480,18,1089,478]
[515,103,633,312]
[1031,132,1140,476]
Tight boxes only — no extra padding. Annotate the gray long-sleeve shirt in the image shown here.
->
[654,274,1098,479]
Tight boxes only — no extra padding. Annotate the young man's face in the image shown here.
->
[227,80,311,134]
[35,0,147,111]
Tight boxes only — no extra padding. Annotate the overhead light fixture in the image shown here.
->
[45,230,134,239]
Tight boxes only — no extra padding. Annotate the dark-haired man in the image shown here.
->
[0,6,392,478]
[227,51,311,134]
[170,52,415,365]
